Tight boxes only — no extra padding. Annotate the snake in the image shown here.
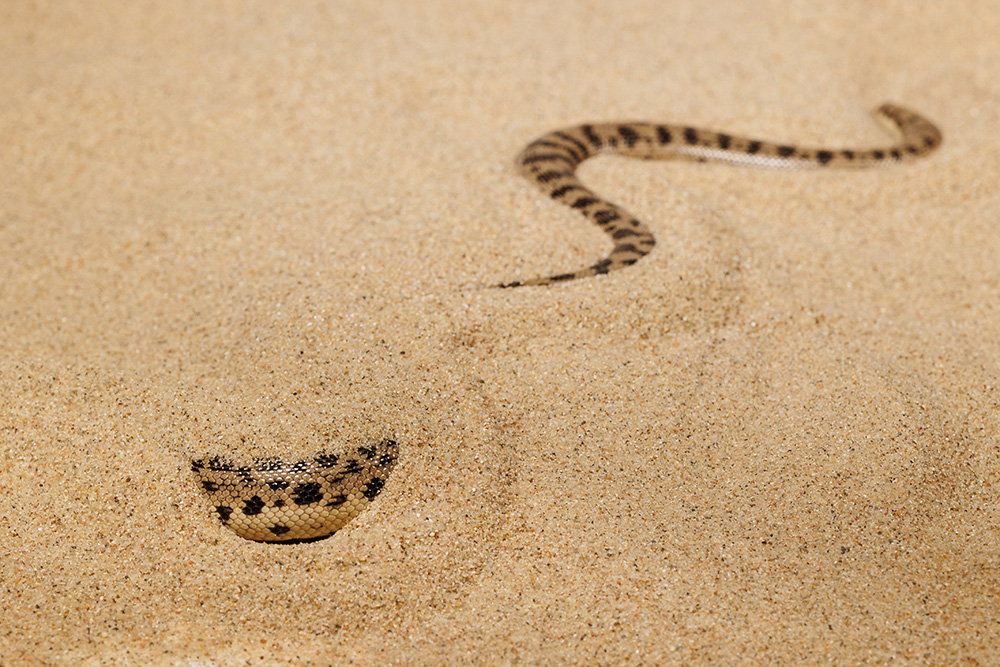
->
[190,102,942,542]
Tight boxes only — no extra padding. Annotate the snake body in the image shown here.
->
[192,102,941,542]
[191,439,399,542]
[504,103,941,287]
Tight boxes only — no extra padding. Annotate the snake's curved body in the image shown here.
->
[504,103,941,287]
[192,102,941,542]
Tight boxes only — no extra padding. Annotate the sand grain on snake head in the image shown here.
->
[191,102,942,542]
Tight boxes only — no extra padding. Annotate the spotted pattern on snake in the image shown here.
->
[191,102,941,542]
[502,103,941,287]
[192,439,399,542]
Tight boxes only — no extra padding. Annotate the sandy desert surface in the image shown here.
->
[1,1,997,664]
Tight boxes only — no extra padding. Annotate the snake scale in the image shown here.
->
[191,102,942,542]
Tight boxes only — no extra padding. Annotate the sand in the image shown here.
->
[1,0,998,664]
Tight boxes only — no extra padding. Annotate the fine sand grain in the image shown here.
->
[2,1,998,664]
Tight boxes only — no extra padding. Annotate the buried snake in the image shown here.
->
[191,102,942,542]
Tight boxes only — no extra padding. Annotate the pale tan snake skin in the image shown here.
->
[192,102,941,542]
[191,440,400,542]
[503,102,941,286]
